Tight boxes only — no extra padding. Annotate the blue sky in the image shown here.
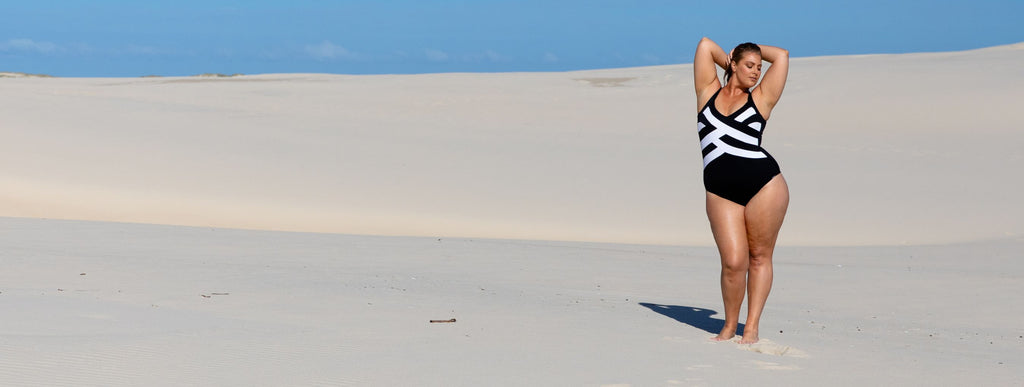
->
[1,0,1022,77]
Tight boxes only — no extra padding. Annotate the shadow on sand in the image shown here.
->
[639,303,744,336]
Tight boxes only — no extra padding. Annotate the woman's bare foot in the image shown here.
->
[711,326,737,341]
[737,329,759,344]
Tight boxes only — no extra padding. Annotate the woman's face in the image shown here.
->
[732,52,762,88]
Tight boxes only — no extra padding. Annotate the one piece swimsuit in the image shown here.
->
[697,88,781,206]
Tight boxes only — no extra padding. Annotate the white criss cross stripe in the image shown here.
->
[698,106,766,167]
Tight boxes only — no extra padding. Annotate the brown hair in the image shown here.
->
[724,42,761,84]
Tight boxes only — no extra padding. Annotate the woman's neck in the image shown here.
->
[722,82,748,95]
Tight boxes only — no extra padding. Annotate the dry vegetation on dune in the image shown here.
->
[0,71,54,78]
[192,73,245,78]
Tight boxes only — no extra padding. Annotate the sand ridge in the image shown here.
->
[2,44,1023,245]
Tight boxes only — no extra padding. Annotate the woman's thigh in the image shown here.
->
[744,175,789,253]
[706,192,749,265]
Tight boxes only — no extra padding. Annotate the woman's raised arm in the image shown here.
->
[753,44,789,115]
[694,37,728,106]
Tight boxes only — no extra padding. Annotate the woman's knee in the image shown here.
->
[748,248,773,267]
[722,255,749,274]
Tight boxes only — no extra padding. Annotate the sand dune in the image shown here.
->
[2,43,1021,246]
[2,45,1023,385]
[0,43,1019,243]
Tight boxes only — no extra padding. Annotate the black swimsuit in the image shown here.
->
[697,89,781,206]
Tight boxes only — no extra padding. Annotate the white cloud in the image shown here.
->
[0,39,187,58]
[462,49,504,63]
[543,52,559,63]
[305,41,360,60]
[258,47,288,60]
[424,49,449,62]
[483,49,501,62]
[124,45,164,55]
[98,44,192,57]
[423,48,508,64]
[0,38,62,54]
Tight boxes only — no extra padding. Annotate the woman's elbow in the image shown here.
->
[768,47,789,63]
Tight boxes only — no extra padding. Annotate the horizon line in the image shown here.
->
[3,42,1020,79]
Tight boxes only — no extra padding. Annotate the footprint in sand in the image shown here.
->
[751,360,801,370]
[664,380,695,385]
[736,338,809,358]
[661,336,690,344]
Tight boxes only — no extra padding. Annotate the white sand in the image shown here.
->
[0,218,1019,385]
[3,44,1022,245]
[1,44,1022,385]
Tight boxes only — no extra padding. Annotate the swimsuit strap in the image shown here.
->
[706,88,756,118]
[701,87,723,114]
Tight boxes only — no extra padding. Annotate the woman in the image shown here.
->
[693,37,790,344]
